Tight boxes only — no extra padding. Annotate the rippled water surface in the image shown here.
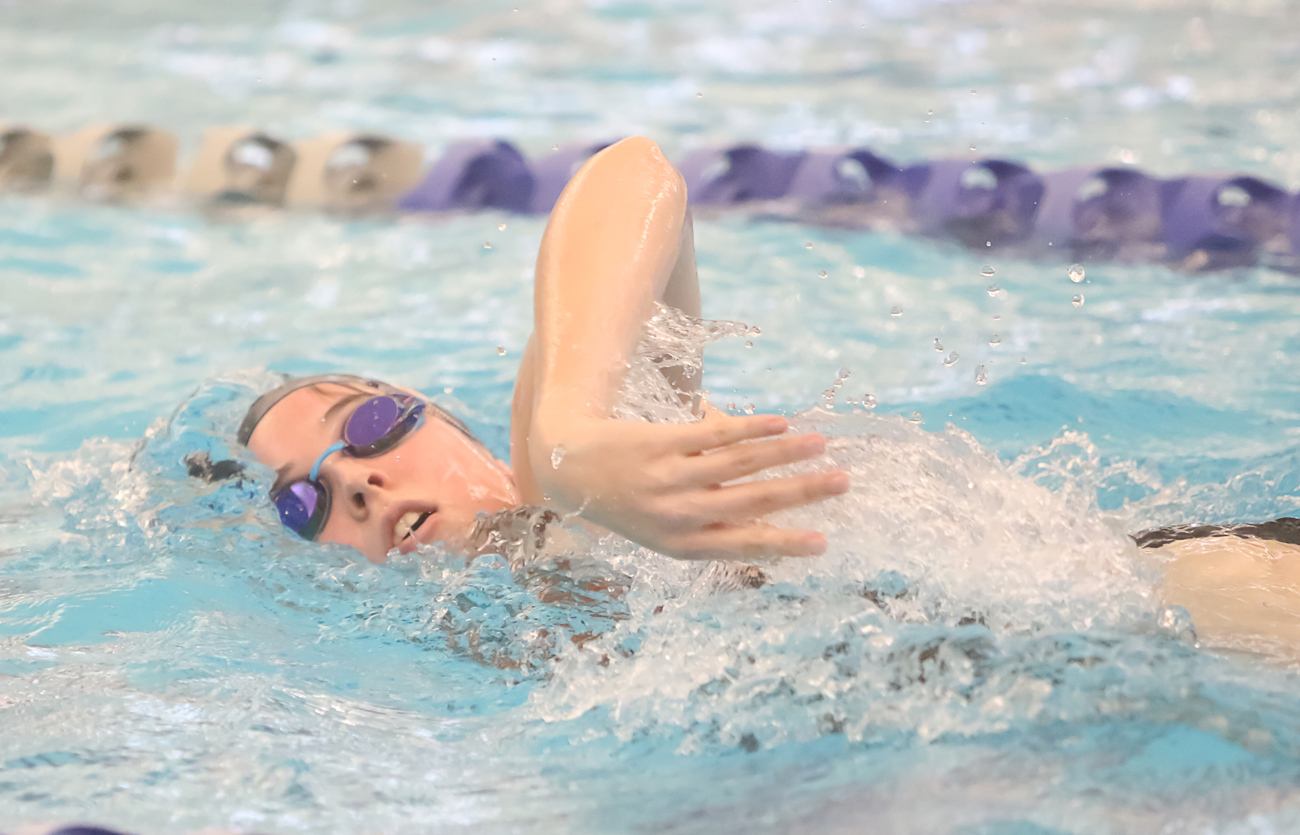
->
[3,1,1300,833]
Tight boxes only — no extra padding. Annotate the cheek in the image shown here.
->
[397,428,515,506]
[400,433,477,485]
[319,516,369,552]
[393,437,453,486]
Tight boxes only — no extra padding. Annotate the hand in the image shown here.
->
[530,410,849,561]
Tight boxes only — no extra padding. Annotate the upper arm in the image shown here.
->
[510,336,541,503]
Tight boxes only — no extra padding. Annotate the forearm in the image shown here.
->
[531,136,688,427]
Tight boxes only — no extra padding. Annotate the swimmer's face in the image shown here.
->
[246,382,519,563]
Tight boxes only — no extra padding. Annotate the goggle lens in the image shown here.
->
[344,396,402,448]
[275,480,326,536]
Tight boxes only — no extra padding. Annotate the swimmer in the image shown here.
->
[239,136,850,564]
[1136,519,1300,657]
[235,136,1300,658]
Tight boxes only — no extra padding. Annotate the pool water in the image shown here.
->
[3,1,1300,833]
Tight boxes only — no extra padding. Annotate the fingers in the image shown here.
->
[676,411,788,454]
[697,469,850,522]
[688,432,826,485]
[669,524,828,561]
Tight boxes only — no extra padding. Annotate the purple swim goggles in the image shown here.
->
[271,392,427,540]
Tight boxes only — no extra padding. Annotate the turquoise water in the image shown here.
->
[3,1,1300,833]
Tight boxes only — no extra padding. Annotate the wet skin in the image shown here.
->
[246,381,519,563]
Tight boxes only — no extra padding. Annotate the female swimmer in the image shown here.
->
[238,136,851,565]
[233,136,1300,660]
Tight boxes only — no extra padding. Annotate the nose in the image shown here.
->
[332,459,390,519]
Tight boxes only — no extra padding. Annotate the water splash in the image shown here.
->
[520,309,1181,753]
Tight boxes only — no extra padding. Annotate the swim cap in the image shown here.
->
[237,373,480,448]
[237,373,387,446]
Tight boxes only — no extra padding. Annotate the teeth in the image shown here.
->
[395,511,427,543]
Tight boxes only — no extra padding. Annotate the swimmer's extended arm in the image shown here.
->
[512,136,847,561]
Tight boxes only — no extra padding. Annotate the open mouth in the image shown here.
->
[405,510,433,540]
[395,509,435,546]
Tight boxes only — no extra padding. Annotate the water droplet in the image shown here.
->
[805,241,814,250]
[496,346,506,356]
[1020,357,1027,365]
[908,411,923,423]
[483,241,492,249]
[992,314,1001,320]
[943,351,959,366]
[927,108,934,115]
[980,265,995,277]
[853,266,866,278]
[750,326,762,336]
[443,386,454,394]
[745,340,754,349]
[970,144,977,152]
[862,393,877,409]
[727,402,737,411]
[696,91,704,98]
[498,222,507,231]
[933,338,944,352]
[989,334,1001,346]
[552,144,560,151]
[1072,294,1085,307]
[890,306,903,318]
[743,403,756,415]
[971,89,977,95]
[974,365,989,385]
[823,389,836,408]
[985,241,992,247]
[838,366,851,380]
[818,269,828,278]
[550,445,566,469]
[1067,263,1085,283]
[986,284,1000,297]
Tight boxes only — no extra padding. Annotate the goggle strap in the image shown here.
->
[309,441,346,482]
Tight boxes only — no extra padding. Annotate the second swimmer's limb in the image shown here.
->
[512,136,846,559]
[1154,537,1300,659]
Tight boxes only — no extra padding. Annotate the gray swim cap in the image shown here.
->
[236,373,389,446]
[237,373,478,447]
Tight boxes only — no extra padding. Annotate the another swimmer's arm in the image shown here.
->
[523,136,847,560]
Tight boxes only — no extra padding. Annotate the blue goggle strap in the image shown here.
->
[309,441,347,482]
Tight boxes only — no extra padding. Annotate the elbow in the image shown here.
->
[606,136,686,203]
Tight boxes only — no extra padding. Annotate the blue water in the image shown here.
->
[3,1,1300,833]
